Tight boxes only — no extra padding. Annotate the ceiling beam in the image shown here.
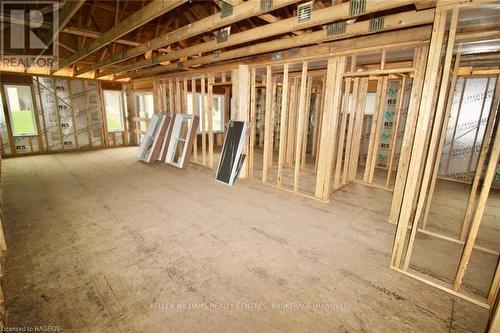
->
[100,0,427,78]
[61,27,170,53]
[75,0,302,76]
[43,0,86,46]
[59,0,187,69]
[218,0,283,25]
[122,9,435,79]
[133,25,432,81]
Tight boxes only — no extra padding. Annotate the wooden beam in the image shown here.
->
[44,0,86,46]
[59,0,186,69]
[106,1,431,78]
[61,27,170,52]
[402,7,459,271]
[294,62,309,192]
[391,9,447,268]
[421,52,462,228]
[388,46,428,224]
[262,66,273,183]
[124,9,435,79]
[314,57,346,200]
[77,0,302,76]
[453,109,500,291]
[277,64,289,186]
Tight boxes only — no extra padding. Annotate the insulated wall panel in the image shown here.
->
[87,81,104,147]
[38,77,62,151]
[0,93,11,155]
[70,80,90,148]
[32,78,47,151]
[439,77,496,182]
[54,78,76,150]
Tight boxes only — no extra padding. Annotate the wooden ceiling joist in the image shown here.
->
[43,0,86,46]
[134,25,432,82]
[123,9,435,80]
[75,0,302,77]
[61,27,170,53]
[59,0,187,69]
[100,0,428,78]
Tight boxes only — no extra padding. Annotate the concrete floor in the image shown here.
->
[2,147,491,332]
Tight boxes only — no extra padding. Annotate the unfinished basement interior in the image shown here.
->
[0,0,499,331]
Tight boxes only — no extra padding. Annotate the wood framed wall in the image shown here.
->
[390,2,500,312]
[0,74,132,157]
[244,45,427,202]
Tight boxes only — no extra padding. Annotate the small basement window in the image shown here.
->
[103,90,125,132]
[187,93,224,133]
[3,84,38,136]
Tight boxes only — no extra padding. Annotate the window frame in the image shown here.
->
[187,92,225,134]
[3,84,38,137]
[103,89,125,133]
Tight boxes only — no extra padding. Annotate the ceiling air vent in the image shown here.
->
[217,27,231,43]
[297,1,313,23]
[260,0,272,11]
[349,0,366,16]
[221,2,233,18]
[326,21,347,36]
[369,17,385,32]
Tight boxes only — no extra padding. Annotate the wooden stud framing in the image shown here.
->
[201,76,207,166]
[285,78,297,167]
[363,77,386,184]
[334,69,353,189]
[342,75,359,185]
[191,77,198,163]
[391,9,447,268]
[66,79,80,150]
[402,7,459,270]
[249,68,257,178]
[459,75,500,240]
[388,46,428,224]
[421,52,463,228]
[262,66,273,183]
[453,114,500,291]
[347,77,369,182]
[315,57,346,200]
[277,64,289,186]
[300,76,313,169]
[293,62,308,192]
[208,74,214,169]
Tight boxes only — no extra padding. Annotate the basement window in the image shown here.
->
[3,84,38,136]
[103,90,125,132]
[186,93,224,133]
